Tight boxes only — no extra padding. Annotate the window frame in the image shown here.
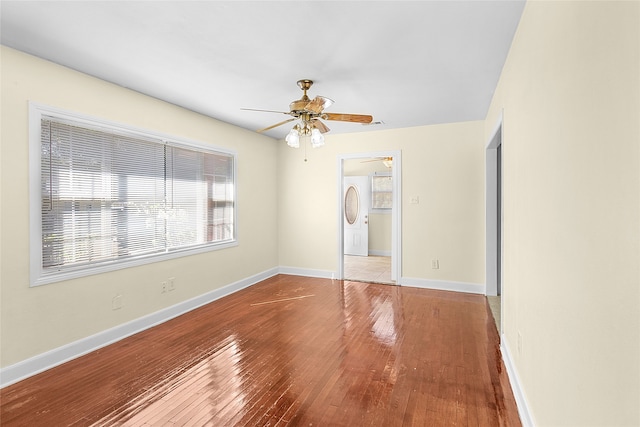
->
[370,172,393,212]
[29,102,238,287]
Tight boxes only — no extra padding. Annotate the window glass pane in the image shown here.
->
[113,135,166,258]
[165,145,234,249]
[208,154,234,241]
[41,119,167,270]
[166,146,206,248]
[38,114,235,279]
[372,175,393,192]
[371,175,393,209]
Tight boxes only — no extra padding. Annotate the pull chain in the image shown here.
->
[304,138,308,162]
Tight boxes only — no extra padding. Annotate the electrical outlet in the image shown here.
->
[431,259,439,269]
[161,281,167,294]
[168,277,175,292]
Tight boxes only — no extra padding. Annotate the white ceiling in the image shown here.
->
[1,1,525,139]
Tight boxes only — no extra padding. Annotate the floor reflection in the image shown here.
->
[369,295,398,345]
[343,282,399,346]
[1,276,520,426]
[90,335,247,426]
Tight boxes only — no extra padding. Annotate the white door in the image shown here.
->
[344,176,370,256]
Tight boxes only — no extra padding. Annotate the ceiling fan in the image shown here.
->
[242,79,373,148]
[362,156,393,168]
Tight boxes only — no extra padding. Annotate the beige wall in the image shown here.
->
[0,47,279,367]
[485,1,639,425]
[277,121,486,286]
[368,213,392,254]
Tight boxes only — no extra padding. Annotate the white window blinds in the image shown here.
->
[37,112,235,282]
[371,174,393,209]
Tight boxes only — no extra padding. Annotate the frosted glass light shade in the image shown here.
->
[286,128,300,148]
[310,128,324,148]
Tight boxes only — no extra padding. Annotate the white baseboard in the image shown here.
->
[278,266,335,280]
[0,269,491,389]
[0,267,279,388]
[400,277,486,294]
[278,270,485,297]
[368,250,392,257]
[501,335,535,426]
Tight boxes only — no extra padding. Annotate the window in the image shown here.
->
[30,104,236,286]
[371,173,393,210]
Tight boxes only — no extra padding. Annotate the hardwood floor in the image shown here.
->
[1,275,520,426]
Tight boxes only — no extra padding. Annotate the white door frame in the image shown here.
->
[485,114,503,296]
[337,150,402,283]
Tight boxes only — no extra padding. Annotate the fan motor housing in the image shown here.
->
[290,98,311,113]
[290,79,314,113]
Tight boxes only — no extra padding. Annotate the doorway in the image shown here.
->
[337,151,401,285]
[486,118,503,331]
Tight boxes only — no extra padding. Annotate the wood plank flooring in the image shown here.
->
[0,275,521,426]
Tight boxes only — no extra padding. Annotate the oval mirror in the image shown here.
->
[345,185,359,225]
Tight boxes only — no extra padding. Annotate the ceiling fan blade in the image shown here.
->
[304,96,334,114]
[323,113,373,124]
[241,107,291,115]
[257,118,296,133]
[312,119,330,134]
[361,156,392,163]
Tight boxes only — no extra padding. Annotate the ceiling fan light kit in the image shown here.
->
[286,126,300,148]
[244,79,373,148]
[285,122,325,148]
